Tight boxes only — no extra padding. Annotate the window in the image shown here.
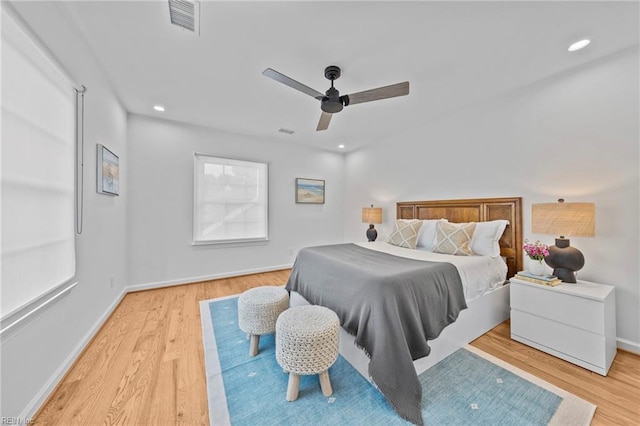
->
[1,9,76,319]
[193,154,268,244]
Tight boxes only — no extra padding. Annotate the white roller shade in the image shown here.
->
[1,10,76,316]
[193,154,269,244]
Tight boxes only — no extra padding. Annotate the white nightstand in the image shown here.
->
[510,277,616,376]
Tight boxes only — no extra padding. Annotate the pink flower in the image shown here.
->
[523,239,549,261]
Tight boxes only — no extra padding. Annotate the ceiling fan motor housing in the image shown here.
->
[321,87,344,113]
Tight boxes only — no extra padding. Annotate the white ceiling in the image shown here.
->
[13,1,640,152]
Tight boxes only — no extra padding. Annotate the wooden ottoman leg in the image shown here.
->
[319,370,333,397]
[286,373,300,401]
[249,334,260,357]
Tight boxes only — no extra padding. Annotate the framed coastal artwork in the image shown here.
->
[97,144,120,196]
[295,178,325,204]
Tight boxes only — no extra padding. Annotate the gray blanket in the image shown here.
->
[285,243,467,425]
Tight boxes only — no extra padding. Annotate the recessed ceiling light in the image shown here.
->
[278,128,295,135]
[338,144,345,149]
[568,39,591,52]
[153,105,165,112]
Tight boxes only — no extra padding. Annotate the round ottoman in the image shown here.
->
[275,305,340,401]
[238,286,289,357]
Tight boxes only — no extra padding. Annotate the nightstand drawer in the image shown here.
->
[511,282,604,334]
[511,309,606,368]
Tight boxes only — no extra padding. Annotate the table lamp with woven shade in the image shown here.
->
[532,199,595,283]
[362,205,383,242]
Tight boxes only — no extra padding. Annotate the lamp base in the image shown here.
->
[366,224,378,242]
[550,267,578,283]
[544,238,584,284]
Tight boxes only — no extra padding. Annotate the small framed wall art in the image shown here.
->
[295,178,325,204]
[97,144,119,196]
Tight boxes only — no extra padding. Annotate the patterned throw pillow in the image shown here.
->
[387,220,423,249]
[433,222,476,256]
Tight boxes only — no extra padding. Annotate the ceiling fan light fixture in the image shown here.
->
[568,39,591,52]
[320,100,343,114]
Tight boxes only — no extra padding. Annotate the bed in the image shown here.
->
[286,197,522,425]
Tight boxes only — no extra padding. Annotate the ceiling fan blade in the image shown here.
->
[316,112,332,131]
[346,81,409,106]
[262,68,324,100]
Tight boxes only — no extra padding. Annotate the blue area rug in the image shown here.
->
[201,296,595,425]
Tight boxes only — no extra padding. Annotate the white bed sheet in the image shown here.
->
[355,241,507,303]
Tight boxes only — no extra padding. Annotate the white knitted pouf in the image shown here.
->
[238,286,289,357]
[275,305,340,401]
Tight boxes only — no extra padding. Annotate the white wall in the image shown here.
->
[344,47,640,350]
[126,114,345,287]
[1,3,128,418]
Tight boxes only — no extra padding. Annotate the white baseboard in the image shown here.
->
[126,264,293,293]
[617,337,640,355]
[19,288,128,420]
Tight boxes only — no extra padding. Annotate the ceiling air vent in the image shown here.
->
[168,0,200,34]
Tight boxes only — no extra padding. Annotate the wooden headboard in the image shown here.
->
[397,197,522,278]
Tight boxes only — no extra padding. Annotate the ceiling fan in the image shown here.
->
[262,65,409,131]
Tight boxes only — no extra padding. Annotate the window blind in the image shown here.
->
[1,9,76,317]
[193,154,269,244]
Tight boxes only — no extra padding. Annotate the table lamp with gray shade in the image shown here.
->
[532,199,595,283]
[362,205,383,241]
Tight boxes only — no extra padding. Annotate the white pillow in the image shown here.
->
[416,219,448,251]
[469,220,509,257]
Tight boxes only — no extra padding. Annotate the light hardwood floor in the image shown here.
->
[35,270,639,425]
[473,321,640,425]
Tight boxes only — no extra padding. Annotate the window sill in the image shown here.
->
[192,238,269,249]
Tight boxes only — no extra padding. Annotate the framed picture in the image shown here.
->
[296,178,325,204]
[97,144,119,196]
